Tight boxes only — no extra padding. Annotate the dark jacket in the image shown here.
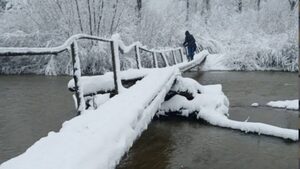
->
[183,31,196,50]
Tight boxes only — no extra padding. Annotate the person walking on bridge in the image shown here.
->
[183,31,197,61]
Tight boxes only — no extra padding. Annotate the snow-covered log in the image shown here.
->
[159,77,298,141]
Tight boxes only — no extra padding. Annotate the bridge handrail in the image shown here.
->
[0,34,112,56]
[0,33,187,115]
[0,33,185,66]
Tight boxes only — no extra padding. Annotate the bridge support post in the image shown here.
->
[152,52,158,68]
[172,50,177,64]
[70,42,86,115]
[110,41,119,94]
[179,48,185,62]
[135,46,142,69]
[184,47,189,61]
[161,52,169,67]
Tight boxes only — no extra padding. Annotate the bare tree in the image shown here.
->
[92,0,97,34]
[288,0,297,11]
[136,0,142,20]
[205,0,210,11]
[256,0,261,11]
[74,0,83,32]
[87,0,93,35]
[237,0,242,13]
[110,0,119,35]
[186,0,189,22]
[96,0,104,36]
[200,0,211,24]
[201,0,210,15]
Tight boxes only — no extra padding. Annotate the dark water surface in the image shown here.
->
[117,71,298,169]
[0,72,298,169]
[0,75,75,163]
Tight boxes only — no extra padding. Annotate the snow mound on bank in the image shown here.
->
[159,77,298,141]
[267,99,299,110]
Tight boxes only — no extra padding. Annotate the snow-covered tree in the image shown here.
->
[0,0,8,12]
[0,0,298,74]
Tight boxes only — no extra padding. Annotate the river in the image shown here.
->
[0,72,298,168]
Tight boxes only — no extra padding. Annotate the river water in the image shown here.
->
[0,75,75,163]
[0,72,298,168]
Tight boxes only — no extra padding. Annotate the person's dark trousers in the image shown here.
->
[187,47,195,61]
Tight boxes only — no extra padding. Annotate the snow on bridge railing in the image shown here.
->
[138,46,186,68]
[0,33,191,115]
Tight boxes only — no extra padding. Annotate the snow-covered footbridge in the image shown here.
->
[0,34,297,169]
